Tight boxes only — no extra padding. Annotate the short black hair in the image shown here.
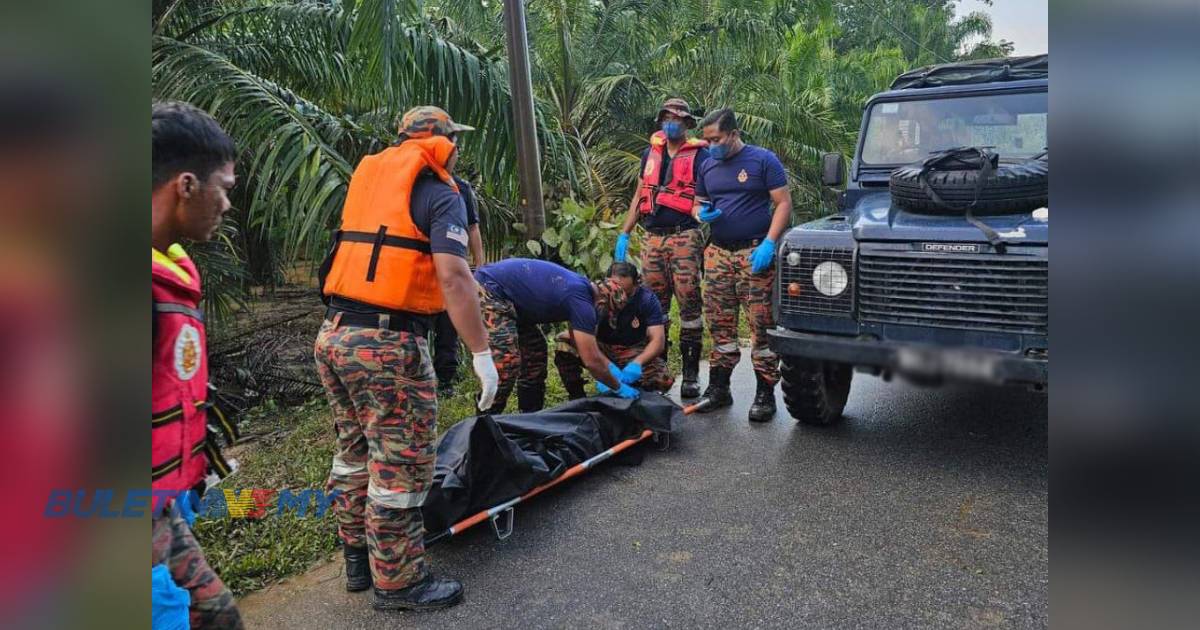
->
[152,101,236,189]
[608,261,640,284]
[699,107,738,133]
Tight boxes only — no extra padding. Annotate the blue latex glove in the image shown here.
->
[607,362,625,383]
[596,380,612,394]
[619,361,642,384]
[616,383,641,399]
[175,490,198,527]
[152,564,191,630]
[748,238,776,273]
[697,201,723,223]
[614,232,630,262]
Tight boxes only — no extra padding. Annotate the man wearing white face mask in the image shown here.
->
[614,98,710,400]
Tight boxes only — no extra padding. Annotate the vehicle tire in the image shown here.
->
[889,157,1047,213]
[780,357,852,426]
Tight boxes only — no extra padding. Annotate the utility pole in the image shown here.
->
[502,0,545,239]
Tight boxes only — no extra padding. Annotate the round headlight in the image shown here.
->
[786,251,802,266]
[812,261,848,297]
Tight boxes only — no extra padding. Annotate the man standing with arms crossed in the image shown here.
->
[150,101,243,628]
[614,98,708,398]
[315,106,499,611]
[692,108,792,422]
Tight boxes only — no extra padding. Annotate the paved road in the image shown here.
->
[241,353,1047,629]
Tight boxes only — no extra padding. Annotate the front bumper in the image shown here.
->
[767,328,1047,385]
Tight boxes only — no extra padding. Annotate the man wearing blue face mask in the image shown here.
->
[692,107,792,422]
[615,98,709,399]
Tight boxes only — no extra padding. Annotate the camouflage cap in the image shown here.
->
[656,97,698,127]
[397,106,476,140]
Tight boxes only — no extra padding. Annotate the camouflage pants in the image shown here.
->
[151,511,243,629]
[641,228,704,345]
[313,320,437,590]
[703,244,780,384]
[553,333,675,398]
[479,286,549,413]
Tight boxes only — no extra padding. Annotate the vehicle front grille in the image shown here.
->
[778,247,854,315]
[857,251,1048,335]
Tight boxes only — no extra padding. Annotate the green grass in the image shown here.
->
[197,307,752,595]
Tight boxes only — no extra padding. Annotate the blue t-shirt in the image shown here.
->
[474,258,599,333]
[598,285,665,346]
[695,144,788,242]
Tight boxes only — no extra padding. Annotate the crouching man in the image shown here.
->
[555,263,673,397]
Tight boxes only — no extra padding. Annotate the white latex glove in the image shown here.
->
[472,350,499,411]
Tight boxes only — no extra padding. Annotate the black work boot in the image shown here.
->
[343,545,372,592]
[679,342,702,399]
[698,367,733,411]
[516,383,546,413]
[373,574,464,611]
[747,375,777,423]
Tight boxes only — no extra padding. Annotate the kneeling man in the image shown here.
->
[555,263,673,398]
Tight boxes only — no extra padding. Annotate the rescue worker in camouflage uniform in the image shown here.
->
[430,175,485,396]
[692,108,793,422]
[555,262,673,398]
[614,98,709,398]
[474,258,641,413]
[315,106,499,611]
[150,101,243,629]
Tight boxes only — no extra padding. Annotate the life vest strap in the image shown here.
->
[335,229,432,254]
[153,302,205,321]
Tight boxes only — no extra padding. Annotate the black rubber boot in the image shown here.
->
[343,545,372,592]
[679,342,702,399]
[747,375,777,423]
[516,383,546,413]
[373,574,464,611]
[698,367,733,411]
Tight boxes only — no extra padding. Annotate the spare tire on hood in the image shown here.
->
[890,147,1047,213]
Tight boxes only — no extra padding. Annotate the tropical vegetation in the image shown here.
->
[152,0,1012,324]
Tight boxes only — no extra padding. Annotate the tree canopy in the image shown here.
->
[152,0,1013,320]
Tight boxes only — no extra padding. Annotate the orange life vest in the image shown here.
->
[321,136,459,314]
[637,131,708,215]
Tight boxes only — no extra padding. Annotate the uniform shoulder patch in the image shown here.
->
[174,323,202,381]
[446,224,469,246]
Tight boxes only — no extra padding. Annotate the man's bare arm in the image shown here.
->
[767,186,792,242]
[634,325,666,366]
[572,330,621,389]
[433,253,487,352]
[467,224,485,268]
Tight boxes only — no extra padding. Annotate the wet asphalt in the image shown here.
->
[240,351,1047,629]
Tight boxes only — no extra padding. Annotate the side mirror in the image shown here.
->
[820,152,845,187]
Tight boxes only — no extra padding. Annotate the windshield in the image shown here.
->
[861,91,1047,165]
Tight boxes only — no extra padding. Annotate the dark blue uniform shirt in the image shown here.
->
[598,285,665,346]
[695,144,787,243]
[474,258,599,334]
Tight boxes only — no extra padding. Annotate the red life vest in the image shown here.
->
[637,131,708,216]
[152,246,232,492]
